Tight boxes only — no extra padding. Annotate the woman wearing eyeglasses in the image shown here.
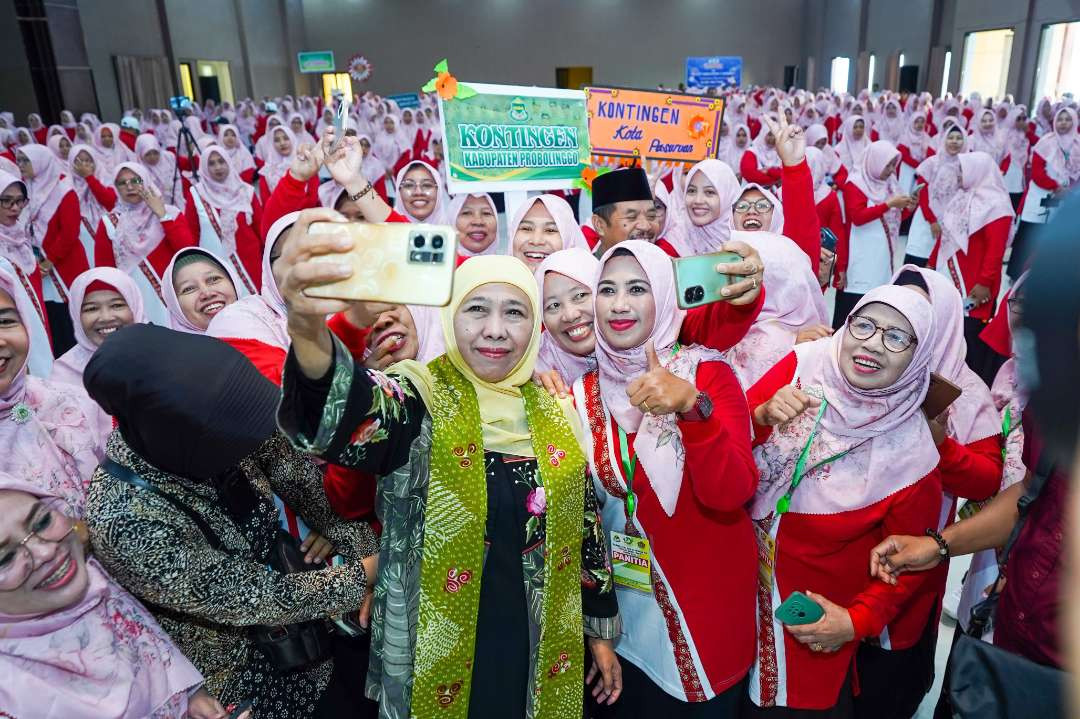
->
[393,160,449,223]
[742,285,942,716]
[0,171,52,344]
[0,472,251,719]
[92,163,195,326]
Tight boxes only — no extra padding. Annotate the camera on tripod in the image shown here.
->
[169,96,192,114]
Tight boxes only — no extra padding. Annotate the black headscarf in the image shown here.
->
[1020,191,1080,468]
[84,323,280,482]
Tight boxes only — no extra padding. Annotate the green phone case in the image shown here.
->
[774,591,825,625]
[673,251,742,310]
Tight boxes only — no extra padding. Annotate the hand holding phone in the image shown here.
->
[673,251,742,309]
[304,222,457,306]
[775,591,824,625]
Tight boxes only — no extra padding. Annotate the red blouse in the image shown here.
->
[746,353,942,709]
[183,185,265,291]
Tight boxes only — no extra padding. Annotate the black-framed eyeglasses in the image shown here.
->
[847,315,917,353]
[0,196,29,210]
[733,199,774,213]
[1006,296,1024,310]
[0,497,78,592]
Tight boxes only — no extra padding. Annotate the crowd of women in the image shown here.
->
[0,80,1076,718]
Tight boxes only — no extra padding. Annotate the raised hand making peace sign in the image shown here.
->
[760,111,807,168]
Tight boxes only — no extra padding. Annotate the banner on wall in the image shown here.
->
[297,51,335,74]
[387,93,421,109]
[585,86,725,163]
[685,56,743,89]
[437,82,590,194]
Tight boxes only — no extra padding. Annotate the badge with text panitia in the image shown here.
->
[610,530,653,593]
[585,86,725,163]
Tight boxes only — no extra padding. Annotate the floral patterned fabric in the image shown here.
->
[85,432,376,718]
[278,337,618,719]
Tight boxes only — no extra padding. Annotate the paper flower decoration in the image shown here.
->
[348,54,373,83]
[573,165,612,194]
[422,59,477,101]
[687,114,711,140]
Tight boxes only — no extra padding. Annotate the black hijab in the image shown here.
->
[84,323,280,482]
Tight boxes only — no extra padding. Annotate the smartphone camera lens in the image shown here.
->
[685,286,704,304]
[412,234,425,249]
[431,235,444,250]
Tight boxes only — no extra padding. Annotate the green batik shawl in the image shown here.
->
[410,355,586,718]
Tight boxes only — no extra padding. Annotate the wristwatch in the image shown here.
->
[677,391,713,422]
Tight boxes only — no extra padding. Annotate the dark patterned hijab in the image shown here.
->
[84,323,279,518]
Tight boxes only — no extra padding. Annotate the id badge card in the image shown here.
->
[755,520,777,589]
[610,530,652,593]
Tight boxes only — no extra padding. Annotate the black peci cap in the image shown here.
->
[592,167,654,209]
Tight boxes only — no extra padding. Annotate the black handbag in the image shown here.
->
[946,456,1066,718]
[102,459,334,673]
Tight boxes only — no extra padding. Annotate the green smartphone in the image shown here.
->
[673,251,742,310]
[774,591,825,625]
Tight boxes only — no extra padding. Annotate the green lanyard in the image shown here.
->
[618,424,638,517]
[616,342,681,519]
[1000,406,1014,462]
[776,398,849,515]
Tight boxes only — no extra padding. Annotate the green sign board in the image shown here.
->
[297,51,335,74]
[438,83,590,193]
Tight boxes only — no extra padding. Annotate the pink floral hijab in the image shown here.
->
[192,145,255,254]
[938,151,1014,266]
[0,171,36,275]
[506,193,590,255]
[593,240,727,516]
[1032,107,1080,186]
[393,160,451,224]
[534,248,599,381]
[92,123,135,176]
[448,192,500,257]
[216,123,256,175]
[108,162,175,273]
[52,267,146,408]
[749,119,782,169]
[207,210,295,349]
[261,125,296,193]
[836,115,870,169]
[891,264,1000,445]
[663,158,741,256]
[162,247,243,334]
[726,231,830,386]
[134,133,181,207]
[850,140,902,240]
[752,285,939,518]
[67,144,107,229]
[0,266,105,514]
[738,183,785,233]
[19,144,73,246]
[0,472,203,719]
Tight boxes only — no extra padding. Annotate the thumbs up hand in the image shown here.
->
[625,341,699,417]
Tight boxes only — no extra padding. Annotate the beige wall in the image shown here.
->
[298,0,807,94]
